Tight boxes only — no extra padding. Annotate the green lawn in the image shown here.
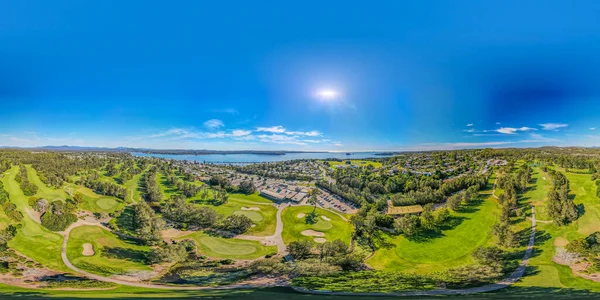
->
[70,184,124,213]
[368,177,499,273]
[1,166,69,272]
[176,232,276,260]
[67,225,152,276]
[281,206,352,244]
[26,165,67,201]
[123,168,147,203]
[193,193,277,236]
[515,169,600,292]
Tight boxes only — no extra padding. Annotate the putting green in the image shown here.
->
[176,232,276,259]
[96,197,117,210]
[233,210,263,222]
[282,206,352,244]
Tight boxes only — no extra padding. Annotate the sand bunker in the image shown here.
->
[301,230,325,237]
[554,237,569,247]
[297,213,306,218]
[321,215,331,221]
[241,207,261,211]
[314,238,327,243]
[82,243,95,256]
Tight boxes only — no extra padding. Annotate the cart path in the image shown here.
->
[60,219,285,290]
[236,203,287,255]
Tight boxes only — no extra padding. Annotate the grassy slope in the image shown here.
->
[368,176,499,273]
[515,168,600,292]
[2,166,69,272]
[176,232,276,260]
[67,225,151,276]
[281,206,352,244]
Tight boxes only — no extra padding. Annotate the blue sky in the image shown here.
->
[2,1,600,151]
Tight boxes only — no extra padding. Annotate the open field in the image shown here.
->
[2,166,69,272]
[281,206,352,244]
[176,232,277,259]
[368,177,499,273]
[66,225,152,276]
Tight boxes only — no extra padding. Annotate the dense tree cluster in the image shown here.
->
[143,167,162,204]
[238,180,256,195]
[40,200,78,231]
[130,202,165,244]
[15,166,38,196]
[546,170,578,226]
[79,173,126,200]
[233,160,315,181]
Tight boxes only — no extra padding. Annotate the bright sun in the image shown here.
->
[316,89,339,100]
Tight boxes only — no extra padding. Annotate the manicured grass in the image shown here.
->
[26,165,67,201]
[123,168,147,203]
[176,232,276,260]
[1,166,68,272]
[65,184,124,213]
[368,177,499,273]
[193,193,277,236]
[67,225,152,276]
[515,168,600,292]
[327,160,382,168]
[281,206,352,244]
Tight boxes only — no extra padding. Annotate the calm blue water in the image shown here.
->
[131,152,391,164]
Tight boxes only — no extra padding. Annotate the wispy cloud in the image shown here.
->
[204,119,224,129]
[540,123,568,130]
[466,124,473,127]
[256,126,286,133]
[256,126,321,137]
[497,127,537,134]
[590,127,596,131]
[231,129,252,137]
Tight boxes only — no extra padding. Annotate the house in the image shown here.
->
[386,200,423,217]
[260,189,286,201]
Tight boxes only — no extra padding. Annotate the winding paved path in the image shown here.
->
[294,206,537,296]
[236,203,287,255]
[60,220,283,290]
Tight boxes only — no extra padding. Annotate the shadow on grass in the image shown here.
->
[102,247,148,263]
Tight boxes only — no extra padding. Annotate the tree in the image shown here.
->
[219,214,253,234]
[308,188,321,213]
[287,240,314,260]
[397,215,421,237]
[419,203,435,230]
[238,180,256,195]
[131,202,165,244]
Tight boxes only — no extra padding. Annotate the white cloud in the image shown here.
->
[496,127,537,134]
[463,128,476,133]
[590,127,596,131]
[256,126,286,133]
[334,143,343,147]
[540,123,568,130]
[255,126,321,137]
[466,124,473,127]
[257,134,307,145]
[495,122,501,125]
[231,130,252,137]
[204,119,224,129]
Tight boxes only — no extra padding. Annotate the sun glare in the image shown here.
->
[316,89,339,100]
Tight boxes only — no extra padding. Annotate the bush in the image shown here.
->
[41,212,77,231]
